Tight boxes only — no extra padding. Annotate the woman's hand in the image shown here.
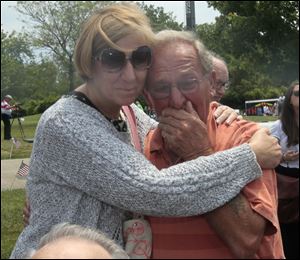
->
[158,101,213,161]
[283,150,299,162]
[248,128,282,169]
[213,102,243,125]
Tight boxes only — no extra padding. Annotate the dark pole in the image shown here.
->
[185,1,195,30]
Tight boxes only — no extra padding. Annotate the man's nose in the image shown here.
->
[121,60,137,82]
[169,87,186,109]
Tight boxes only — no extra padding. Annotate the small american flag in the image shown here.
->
[17,160,29,178]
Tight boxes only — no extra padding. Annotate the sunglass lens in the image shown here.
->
[101,49,125,72]
[293,91,299,97]
[131,46,151,70]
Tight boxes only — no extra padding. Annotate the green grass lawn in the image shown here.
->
[1,189,26,259]
[1,114,41,159]
[244,115,278,122]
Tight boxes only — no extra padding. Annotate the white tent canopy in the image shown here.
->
[244,98,279,115]
[245,98,279,104]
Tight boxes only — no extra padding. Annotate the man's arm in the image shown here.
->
[205,193,266,259]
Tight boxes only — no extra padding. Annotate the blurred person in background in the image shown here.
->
[210,54,229,103]
[271,80,299,259]
[1,94,15,140]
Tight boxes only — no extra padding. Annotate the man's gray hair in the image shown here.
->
[26,222,129,259]
[154,30,213,75]
[208,50,228,67]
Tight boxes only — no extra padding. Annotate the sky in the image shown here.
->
[1,1,220,33]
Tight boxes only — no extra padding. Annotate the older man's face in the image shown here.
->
[145,42,214,122]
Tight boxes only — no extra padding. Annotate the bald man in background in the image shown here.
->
[211,55,229,102]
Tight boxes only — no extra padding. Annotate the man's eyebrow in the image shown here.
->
[178,76,198,81]
[178,71,198,77]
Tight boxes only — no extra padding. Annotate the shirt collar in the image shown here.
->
[149,128,183,165]
[149,128,164,153]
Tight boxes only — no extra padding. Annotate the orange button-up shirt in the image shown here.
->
[144,103,284,259]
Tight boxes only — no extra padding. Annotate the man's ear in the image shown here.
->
[142,89,155,110]
[209,70,217,97]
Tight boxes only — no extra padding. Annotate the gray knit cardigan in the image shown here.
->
[10,96,262,258]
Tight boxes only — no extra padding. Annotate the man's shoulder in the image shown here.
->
[208,103,258,135]
[210,118,259,150]
[216,117,258,136]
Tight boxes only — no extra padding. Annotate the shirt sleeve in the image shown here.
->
[214,120,279,235]
[130,104,158,151]
[29,101,262,217]
[270,120,282,141]
[242,170,278,236]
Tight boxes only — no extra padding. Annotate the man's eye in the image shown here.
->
[179,79,198,90]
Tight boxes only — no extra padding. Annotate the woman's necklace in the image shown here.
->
[108,111,128,132]
[69,91,128,132]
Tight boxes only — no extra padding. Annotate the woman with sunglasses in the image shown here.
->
[10,3,281,259]
[270,80,299,259]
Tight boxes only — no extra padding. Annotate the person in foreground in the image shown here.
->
[27,223,129,259]
[10,3,281,259]
[270,81,299,259]
[143,30,284,259]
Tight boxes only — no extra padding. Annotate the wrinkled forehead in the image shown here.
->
[214,62,229,80]
[148,43,204,83]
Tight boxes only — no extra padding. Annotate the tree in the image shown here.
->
[195,1,299,108]
[16,1,114,92]
[206,1,299,85]
[138,2,184,32]
[15,1,183,93]
[1,30,33,100]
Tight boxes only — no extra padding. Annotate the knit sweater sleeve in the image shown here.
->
[30,98,262,217]
[130,104,158,151]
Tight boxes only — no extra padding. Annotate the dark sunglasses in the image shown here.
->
[95,45,152,72]
[292,90,299,97]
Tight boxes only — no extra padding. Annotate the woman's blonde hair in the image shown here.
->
[74,3,155,81]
